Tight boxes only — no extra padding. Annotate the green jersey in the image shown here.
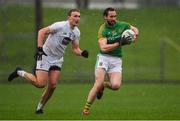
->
[98,21,130,57]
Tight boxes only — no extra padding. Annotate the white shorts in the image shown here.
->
[95,54,122,73]
[36,55,64,71]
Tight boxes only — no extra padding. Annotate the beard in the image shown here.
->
[107,20,116,26]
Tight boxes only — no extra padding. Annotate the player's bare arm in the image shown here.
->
[35,27,52,60]
[37,27,52,47]
[72,41,89,58]
[72,41,82,56]
[98,38,119,52]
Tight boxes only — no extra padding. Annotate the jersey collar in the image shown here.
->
[67,20,75,30]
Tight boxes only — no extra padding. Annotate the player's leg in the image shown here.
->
[106,72,122,90]
[8,55,50,87]
[94,54,109,100]
[25,70,48,88]
[104,57,122,90]
[8,67,48,88]
[36,66,60,114]
[82,68,106,115]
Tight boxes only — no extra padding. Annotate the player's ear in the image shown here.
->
[104,16,107,20]
[67,16,71,20]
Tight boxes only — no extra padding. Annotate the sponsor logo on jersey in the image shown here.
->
[40,63,43,68]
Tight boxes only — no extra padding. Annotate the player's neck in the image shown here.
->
[106,21,117,28]
[68,22,76,30]
[70,24,75,29]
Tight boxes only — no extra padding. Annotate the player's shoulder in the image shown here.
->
[52,21,67,26]
[117,20,130,26]
[98,23,106,38]
[49,21,67,30]
[99,23,106,29]
[98,23,106,33]
[73,26,80,36]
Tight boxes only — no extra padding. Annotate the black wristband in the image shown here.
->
[37,47,43,51]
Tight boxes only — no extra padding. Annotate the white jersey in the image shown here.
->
[43,21,80,60]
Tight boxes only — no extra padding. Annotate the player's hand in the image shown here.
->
[35,47,47,60]
[81,50,89,58]
[119,36,132,46]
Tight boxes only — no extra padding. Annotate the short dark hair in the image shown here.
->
[68,9,80,16]
[103,7,116,17]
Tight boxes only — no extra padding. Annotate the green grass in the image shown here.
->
[0,83,180,120]
[0,6,180,82]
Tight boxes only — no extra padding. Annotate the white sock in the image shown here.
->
[17,70,26,77]
[36,102,43,110]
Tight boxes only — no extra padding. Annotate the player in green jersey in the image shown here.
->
[82,7,139,116]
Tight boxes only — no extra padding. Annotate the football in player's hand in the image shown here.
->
[121,29,136,43]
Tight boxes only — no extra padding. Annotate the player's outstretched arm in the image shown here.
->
[71,41,89,58]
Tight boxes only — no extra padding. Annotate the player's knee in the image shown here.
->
[49,82,57,90]
[35,79,46,88]
[94,82,103,92]
[111,83,121,90]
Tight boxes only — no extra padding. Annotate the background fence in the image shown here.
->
[0,0,180,83]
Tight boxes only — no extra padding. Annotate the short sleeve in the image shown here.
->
[49,22,65,33]
[122,21,131,30]
[98,24,106,39]
[73,27,80,44]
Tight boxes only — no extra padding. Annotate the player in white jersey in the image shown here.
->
[8,9,89,114]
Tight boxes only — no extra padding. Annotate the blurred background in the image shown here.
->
[0,0,179,83]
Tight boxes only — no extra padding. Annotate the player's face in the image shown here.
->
[68,11,80,27]
[105,11,117,26]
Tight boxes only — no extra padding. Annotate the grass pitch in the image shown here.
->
[0,83,180,120]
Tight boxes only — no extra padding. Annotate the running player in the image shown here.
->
[82,7,138,115]
[8,9,89,114]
